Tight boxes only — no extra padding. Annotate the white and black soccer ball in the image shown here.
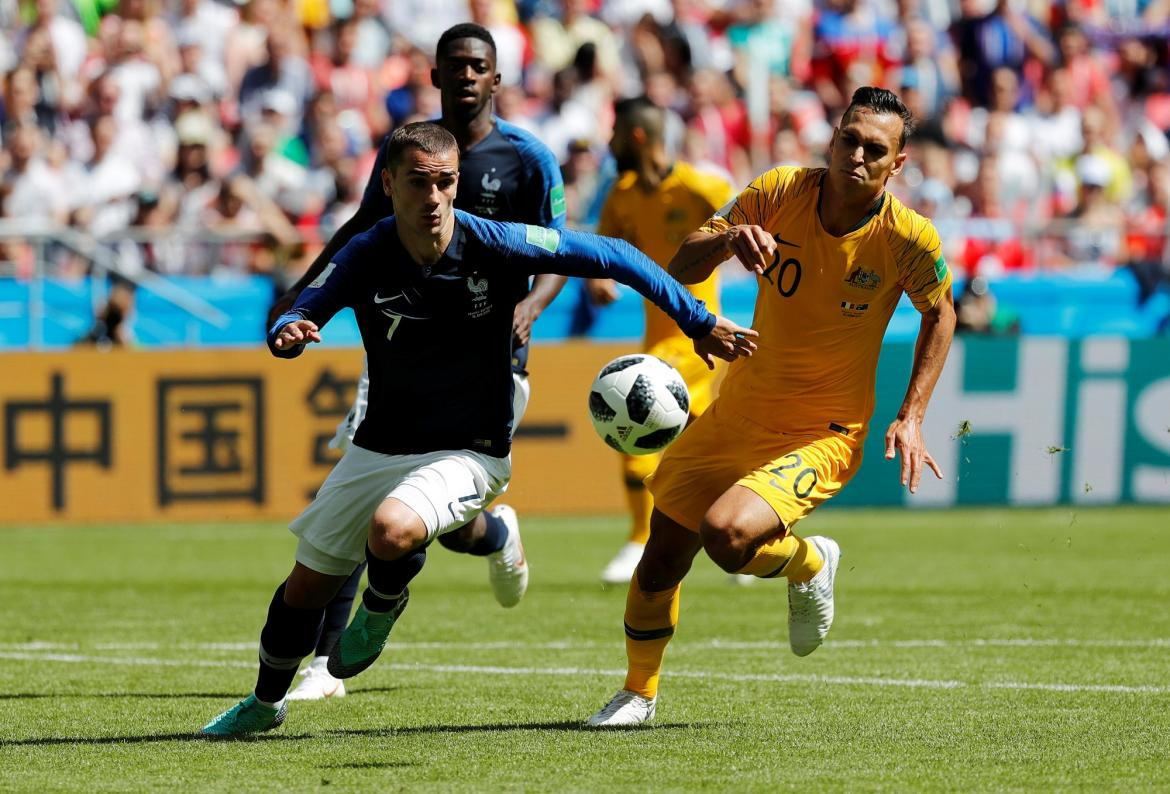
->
[588,354,690,455]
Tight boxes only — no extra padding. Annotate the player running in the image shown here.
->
[269,24,568,701]
[586,87,957,727]
[588,96,737,585]
[200,121,756,738]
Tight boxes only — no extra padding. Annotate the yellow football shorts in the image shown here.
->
[646,335,719,419]
[647,400,864,532]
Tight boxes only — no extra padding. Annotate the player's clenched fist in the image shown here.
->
[273,319,322,349]
[723,225,777,275]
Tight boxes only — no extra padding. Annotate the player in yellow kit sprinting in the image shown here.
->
[590,97,737,585]
[586,87,957,727]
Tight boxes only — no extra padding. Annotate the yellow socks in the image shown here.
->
[736,533,824,583]
[622,452,660,546]
[622,576,680,699]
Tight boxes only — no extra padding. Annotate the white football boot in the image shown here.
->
[487,504,528,607]
[600,541,645,585]
[285,655,346,701]
[586,689,657,728]
[787,536,841,657]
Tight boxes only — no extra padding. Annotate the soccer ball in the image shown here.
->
[588,354,690,455]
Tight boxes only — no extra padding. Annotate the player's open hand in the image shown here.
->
[723,225,777,276]
[694,316,757,370]
[267,289,298,327]
[274,319,322,350]
[885,416,943,494]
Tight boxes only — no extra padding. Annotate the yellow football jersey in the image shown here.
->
[598,161,734,349]
[701,166,952,439]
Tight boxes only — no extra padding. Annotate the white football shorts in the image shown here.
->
[291,445,511,576]
[330,359,530,452]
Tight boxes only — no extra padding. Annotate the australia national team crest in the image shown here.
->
[467,274,491,319]
[844,266,881,291]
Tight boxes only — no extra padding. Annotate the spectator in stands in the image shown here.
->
[810,0,898,114]
[0,121,69,226]
[1055,153,1126,268]
[951,0,1054,109]
[1059,105,1133,211]
[309,17,387,142]
[955,274,1019,334]
[890,18,958,122]
[1027,66,1083,163]
[469,0,527,86]
[20,0,88,96]
[238,23,313,127]
[237,119,320,222]
[1055,23,1114,115]
[163,110,221,228]
[198,174,298,275]
[166,0,238,71]
[2,66,59,138]
[174,24,228,102]
[530,0,621,86]
[685,68,750,184]
[69,113,142,236]
[384,46,440,130]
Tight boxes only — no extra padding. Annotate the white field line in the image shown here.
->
[1,651,1168,695]
[2,637,1169,652]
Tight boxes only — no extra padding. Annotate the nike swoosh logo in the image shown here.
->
[773,235,801,248]
[373,292,405,304]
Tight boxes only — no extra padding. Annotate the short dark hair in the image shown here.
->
[613,95,665,141]
[384,121,459,171]
[436,23,496,62]
[842,87,916,150]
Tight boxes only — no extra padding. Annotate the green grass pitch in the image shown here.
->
[1,506,1168,792]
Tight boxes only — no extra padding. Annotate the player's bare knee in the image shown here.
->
[699,518,754,573]
[369,502,428,559]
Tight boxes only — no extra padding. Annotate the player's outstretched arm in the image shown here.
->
[267,204,382,327]
[885,288,957,493]
[668,225,776,284]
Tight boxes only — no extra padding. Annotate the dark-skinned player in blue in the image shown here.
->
[267,24,568,702]
[201,121,757,737]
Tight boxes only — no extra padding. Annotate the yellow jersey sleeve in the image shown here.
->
[699,166,801,235]
[890,210,952,312]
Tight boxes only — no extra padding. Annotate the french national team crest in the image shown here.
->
[467,274,491,318]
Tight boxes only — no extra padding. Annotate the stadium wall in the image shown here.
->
[1,338,1167,524]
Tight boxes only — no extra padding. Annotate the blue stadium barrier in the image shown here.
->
[0,267,1166,349]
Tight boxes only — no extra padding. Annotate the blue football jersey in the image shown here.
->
[270,212,714,458]
[358,119,566,372]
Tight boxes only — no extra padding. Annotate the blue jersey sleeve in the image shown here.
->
[358,137,395,217]
[498,119,567,229]
[267,232,370,357]
[459,211,715,339]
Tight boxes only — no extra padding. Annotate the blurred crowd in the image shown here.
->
[1,0,1169,289]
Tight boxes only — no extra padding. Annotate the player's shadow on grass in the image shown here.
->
[0,732,315,748]
[0,692,242,700]
[325,720,709,737]
[0,720,709,748]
